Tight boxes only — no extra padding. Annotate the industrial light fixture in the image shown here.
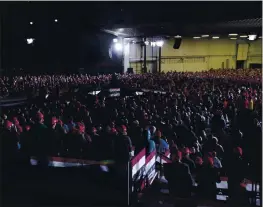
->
[156,40,164,47]
[114,43,123,51]
[240,35,248,38]
[229,34,238,36]
[174,35,182,38]
[201,35,209,38]
[30,21,33,25]
[144,41,149,46]
[113,38,118,43]
[193,37,201,39]
[248,35,257,41]
[54,19,58,22]
[151,42,156,47]
[212,36,220,39]
[26,38,35,44]
[230,38,237,40]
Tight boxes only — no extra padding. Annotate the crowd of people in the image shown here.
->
[0,69,261,98]
[0,68,262,202]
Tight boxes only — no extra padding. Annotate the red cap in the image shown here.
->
[25,125,31,131]
[5,120,13,129]
[207,157,214,167]
[183,147,190,154]
[77,122,85,133]
[111,128,117,134]
[195,157,203,165]
[234,147,243,156]
[121,125,127,132]
[92,127,97,133]
[51,117,58,125]
[36,112,44,119]
[176,151,182,160]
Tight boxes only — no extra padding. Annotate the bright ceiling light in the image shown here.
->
[156,41,164,47]
[229,34,238,36]
[248,35,257,41]
[240,35,248,38]
[30,21,33,25]
[151,42,156,47]
[212,36,220,39]
[193,37,201,39]
[54,19,58,22]
[114,43,123,51]
[145,41,149,46]
[26,38,34,44]
[174,35,182,38]
[201,35,209,37]
[230,38,237,40]
[113,38,118,43]
[259,36,262,39]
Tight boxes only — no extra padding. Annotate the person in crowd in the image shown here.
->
[195,156,219,200]
[0,69,261,204]
[181,147,196,173]
[211,151,222,169]
[163,150,194,198]
[227,147,248,204]
[113,125,133,164]
[154,130,169,153]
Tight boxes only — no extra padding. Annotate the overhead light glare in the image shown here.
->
[230,38,237,40]
[156,41,164,47]
[201,35,209,37]
[193,37,201,39]
[26,38,35,44]
[240,35,248,38]
[114,43,123,51]
[30,21,33,25]
[113,38,118,43]
[145,41,149,46]
[259,36,262,39]
[151,42,156,47]
[229,34,238,36]
[174,35,182,38]
[212,36,220,39]
[248,35,257,41]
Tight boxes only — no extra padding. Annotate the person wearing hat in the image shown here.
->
[113,125,133,164]
[30,112,49,166]
[226,147,248,204]
[181,147,196,173]
[163,150,194,199]
[195,155,219,200]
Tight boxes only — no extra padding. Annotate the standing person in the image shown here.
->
[227,147,248,205]
[195,156,219,200]
[28,112,49,167]
[163,150,194,199]
[113,125,133,164]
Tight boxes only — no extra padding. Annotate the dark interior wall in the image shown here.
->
[1,2,120,74]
